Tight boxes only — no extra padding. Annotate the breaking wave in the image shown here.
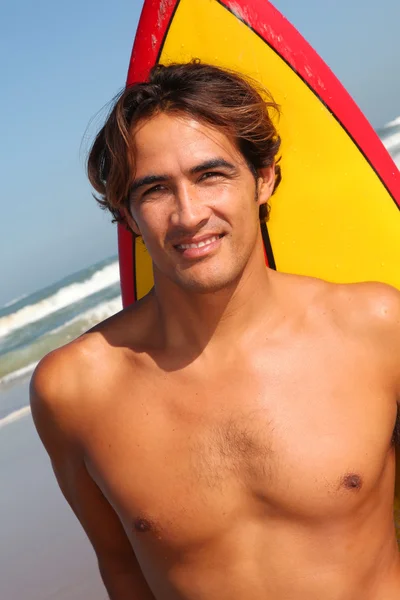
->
[0,261,120,339]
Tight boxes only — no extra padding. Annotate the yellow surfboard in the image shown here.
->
[119,0,400,539]
[120,0,400,303]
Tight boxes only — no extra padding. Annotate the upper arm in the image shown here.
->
[30,350,139,572]
[344,282,400,398]
[370,283,400,398]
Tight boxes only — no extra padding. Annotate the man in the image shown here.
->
[31,62,400,599]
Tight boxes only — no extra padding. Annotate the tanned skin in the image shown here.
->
[31,113,400,599]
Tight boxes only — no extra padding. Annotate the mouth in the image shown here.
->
[173,234,225,259]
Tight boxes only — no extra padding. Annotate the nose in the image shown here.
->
[170,181,212,230]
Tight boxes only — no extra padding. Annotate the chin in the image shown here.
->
[172,268,243,295]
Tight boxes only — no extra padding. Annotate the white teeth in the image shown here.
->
[178,235,219,250]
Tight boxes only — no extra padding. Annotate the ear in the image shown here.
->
[120,205,141,237]
[256,164,276,207]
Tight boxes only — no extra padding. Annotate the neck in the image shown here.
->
[152,239,278,357]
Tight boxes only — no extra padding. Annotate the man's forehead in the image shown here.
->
[132,112,239,155]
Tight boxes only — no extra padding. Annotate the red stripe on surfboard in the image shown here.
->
[219,0,400,207]
[117,226,135,305]
[119,0,400,307]
[126,0,179,85]
[119,0,180,306]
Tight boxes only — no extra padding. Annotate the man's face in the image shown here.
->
[126,112,274,293]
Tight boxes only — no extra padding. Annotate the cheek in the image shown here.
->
[233,194,261,244]
[134,205,170,246]
[210,183,255,218]
[233,189,259,221]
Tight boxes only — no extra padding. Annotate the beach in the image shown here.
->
[0,378,107,600]
[0,255,121,599]
[0,121,398,600]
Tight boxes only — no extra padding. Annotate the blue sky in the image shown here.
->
[1,0,399,305]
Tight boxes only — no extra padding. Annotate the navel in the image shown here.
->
[340,473,363,491]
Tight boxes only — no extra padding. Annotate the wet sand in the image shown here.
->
[0,380,106,600]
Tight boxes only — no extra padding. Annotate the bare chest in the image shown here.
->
[85,352,396,548]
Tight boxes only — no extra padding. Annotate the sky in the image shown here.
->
[1,0,399,306]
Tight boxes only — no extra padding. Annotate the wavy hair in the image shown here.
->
[87,61,281,230]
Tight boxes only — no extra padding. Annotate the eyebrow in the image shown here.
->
[129,158,238,195]
[129,174,169,195]
[190,158,237,174]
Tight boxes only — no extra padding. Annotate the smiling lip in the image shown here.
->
[174,234,224,258]
[175,234,222,249]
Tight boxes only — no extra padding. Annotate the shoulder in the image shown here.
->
[30,308,130,439]
[30,333,112,451]
[30,297,155,442]
[334,281,400,398]
[31,331,108,401]
[287,274,400,342]
[330,281,400,334]
[279,273,400,327]
[320,281,400,385]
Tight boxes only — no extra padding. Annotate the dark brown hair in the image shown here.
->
[87,61,281,229]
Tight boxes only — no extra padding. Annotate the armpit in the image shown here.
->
[392,406,400,447]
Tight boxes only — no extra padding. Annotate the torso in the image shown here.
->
[73,274,400,599]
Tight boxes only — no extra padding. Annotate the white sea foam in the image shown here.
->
[0,261,120,339]
[0,406,31,429]
[0,296,122,387]
[379,116,400,167]
[382,131,400,153]
[0,362,38,387]
[384,116,400,129]
[2,292,29,309]
[50,295,123,335]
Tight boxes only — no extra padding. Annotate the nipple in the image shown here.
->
[341,473,363,491]
[133,517,152,533]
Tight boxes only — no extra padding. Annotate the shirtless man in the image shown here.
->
[30,62,400,599]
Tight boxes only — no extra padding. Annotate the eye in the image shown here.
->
[199,171,224,181]
[143,184,168,197]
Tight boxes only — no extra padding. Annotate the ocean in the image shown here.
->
[0,121,399,428]
[377,116,400,165]
[0,255,122,425]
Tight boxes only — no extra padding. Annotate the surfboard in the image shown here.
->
[119,0,400,538]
